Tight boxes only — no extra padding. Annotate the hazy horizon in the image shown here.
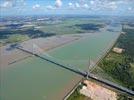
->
[0,0,134,16]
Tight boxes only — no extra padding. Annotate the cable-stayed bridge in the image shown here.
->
[15,45,134,98]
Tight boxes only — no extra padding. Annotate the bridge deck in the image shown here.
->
[16,46,134,97]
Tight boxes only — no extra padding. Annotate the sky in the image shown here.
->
[0,0,134,16]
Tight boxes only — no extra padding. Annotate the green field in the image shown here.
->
[91,26,134,100]
[0,18,105,46]
[93,27,134,89]
[67,86,90,100]
[38,19,105,35]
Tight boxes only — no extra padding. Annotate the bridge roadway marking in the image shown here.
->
[16,47,134,97]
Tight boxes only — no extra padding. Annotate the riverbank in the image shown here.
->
[0,34,87,68]
[65,32,122,100]
[92,26,134,99]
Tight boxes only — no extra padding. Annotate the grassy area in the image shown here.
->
[92,26,134,99]
[36,19,105,35]
[92,26,134,89]
[0,18,105,46]
[98,51,134,88]
[67,86,91,100]
[0,28,55,45]
[68,26,134,100]
[67,90,88,100]
[6,34,30,43]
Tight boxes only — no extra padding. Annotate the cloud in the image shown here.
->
[90,1,95,5]
[33,4,40,9]
[68,2,76,9]
[68,2,89,10]
[68,2,73,7]
[128,7,132,11]
[1,0,134,15]
[83,4,89,9]
[55,0,62,8]
[103,1,118,10]
[46,0,62,10]
[46,5,56,10]
[0,1,13,8]
[0,0,26,8]
[87,0,119,11]
[17,0,26,6]
[108,2,118,10]
[67,0,133,12]
[75,3,80,8]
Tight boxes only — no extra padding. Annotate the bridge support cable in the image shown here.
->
[16,46,134,97]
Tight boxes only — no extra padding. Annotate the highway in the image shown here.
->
[16,46,134,97]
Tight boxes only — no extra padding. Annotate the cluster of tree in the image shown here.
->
[0,28,55,45]
[117,94,132,100]
[99,27,134,91]
[100,55,134,90]
[75,23,105,31]
[67,85,90,100]
[119,28,134,60]
[98,27,134,99]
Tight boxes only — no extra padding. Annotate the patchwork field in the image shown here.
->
[0,18,105,46]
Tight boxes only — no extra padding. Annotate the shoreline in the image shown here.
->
[1,33,90,68]
[64,31,122,100]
